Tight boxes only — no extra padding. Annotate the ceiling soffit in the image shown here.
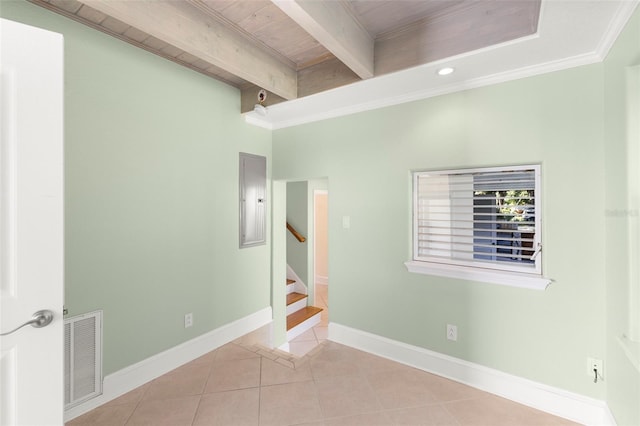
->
[29,0,542,112]
[245,1,638,130]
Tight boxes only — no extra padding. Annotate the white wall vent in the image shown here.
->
[64,310,103,410]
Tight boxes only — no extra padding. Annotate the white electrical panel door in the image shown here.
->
[240,153,267,248]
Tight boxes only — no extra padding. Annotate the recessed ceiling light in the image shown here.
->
[437,67,455,76]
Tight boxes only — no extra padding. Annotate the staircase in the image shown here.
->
[285,278,323,342]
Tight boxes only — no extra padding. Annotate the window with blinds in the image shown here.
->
[413,165,542,275]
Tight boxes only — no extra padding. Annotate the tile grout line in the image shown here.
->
[308,353,325,425]
[123,380,150,426]
[190,356,215,425]
[189,394,203,426]
[438,400,464,426]
[191,358,217,426]
[360,359,388,420]
[258,354,263,426]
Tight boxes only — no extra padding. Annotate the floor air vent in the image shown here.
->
[64,310,103,409]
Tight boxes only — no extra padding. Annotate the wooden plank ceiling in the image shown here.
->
[30,0,541,112]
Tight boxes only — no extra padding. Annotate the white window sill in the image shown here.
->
[404,261,551,290]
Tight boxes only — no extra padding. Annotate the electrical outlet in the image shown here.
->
[184,313,193,328]
[447,324,457,341]
[587,357,604,380]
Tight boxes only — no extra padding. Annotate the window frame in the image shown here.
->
[405,164,551,290]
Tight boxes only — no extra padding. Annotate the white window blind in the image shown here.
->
[413,165,542,276]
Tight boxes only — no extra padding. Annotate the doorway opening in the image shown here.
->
[284,180,328,356]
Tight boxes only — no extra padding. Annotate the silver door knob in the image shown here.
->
[0,310,54,336]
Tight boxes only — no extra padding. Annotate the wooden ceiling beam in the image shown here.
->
[374,1,541,76]
[240,56,360,113]
[271,0,374,80]
[77,0,298,100]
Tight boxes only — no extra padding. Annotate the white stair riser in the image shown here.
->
[286,283,296,295]
[286,312,321,342]
[287,298,308,316]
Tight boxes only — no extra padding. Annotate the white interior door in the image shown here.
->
[0,18,64,426]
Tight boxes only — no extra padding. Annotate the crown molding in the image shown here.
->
[596,0,639,61]
[244,0,639,131]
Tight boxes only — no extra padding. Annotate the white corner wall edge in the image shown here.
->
[278,341,291,352]
[287,263,307,295]
[64,307,273,422]
[328,323,615,426]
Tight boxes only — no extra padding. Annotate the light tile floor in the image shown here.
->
[67,339,580,425]
[68,285,579,425]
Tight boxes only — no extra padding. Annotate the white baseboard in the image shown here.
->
[328,323,614,426]
[64,307,272,422]
[315,275,328,285]
[604,405,618,426]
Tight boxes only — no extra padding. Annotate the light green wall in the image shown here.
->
[273,65,608,398]
[1,0,272,375]
[286,181,309,284]
[603,6,640,426]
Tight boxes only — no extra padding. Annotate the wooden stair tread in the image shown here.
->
[286,292,307,306]
[286,279,296,285]
[286,306,323,330]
